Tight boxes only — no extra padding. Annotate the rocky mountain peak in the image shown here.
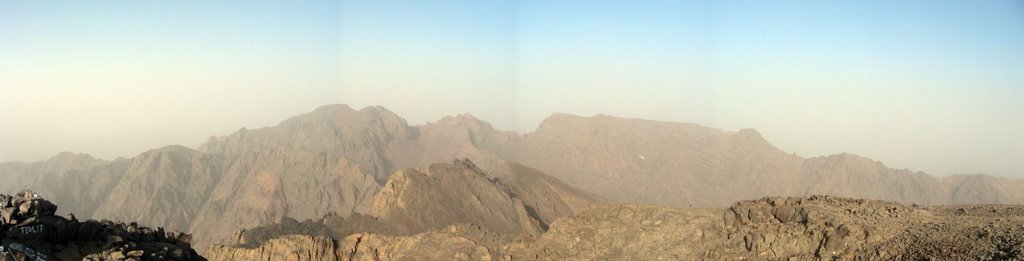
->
[818,153,880,166]
[425,159,484,177]
[47,151,94,161]
[433,113,485,127]
[128,146,202,171]
[733,128,781,151]
[366,159,549,238]
[736,128,762,138]
[42,151,105,171]
[199,104,413,156]
[142,145,197,155]
[534,113,585,130]
[309,103,356,115]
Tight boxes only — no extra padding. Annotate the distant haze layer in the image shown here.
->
[0,1,1021,177]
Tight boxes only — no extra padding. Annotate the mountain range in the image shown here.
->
[2,104,1022,253]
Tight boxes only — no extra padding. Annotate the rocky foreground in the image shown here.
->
[208,195,1024,260]
[0,190,203,260]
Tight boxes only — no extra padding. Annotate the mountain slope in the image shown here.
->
[207,158,601,259]
[486,162,605,228]
[92,145,223,232]
[367,159,545,239]
[0,152,125,218]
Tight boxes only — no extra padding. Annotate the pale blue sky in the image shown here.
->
[1,1,1022,177]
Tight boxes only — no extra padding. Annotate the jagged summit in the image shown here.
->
[40,151,106,171]
[46,151,97,162]
[431,113,485,126]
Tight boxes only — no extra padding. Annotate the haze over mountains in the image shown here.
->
[1,104,1022,253]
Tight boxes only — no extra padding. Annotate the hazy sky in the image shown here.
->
[1,1,1022,177]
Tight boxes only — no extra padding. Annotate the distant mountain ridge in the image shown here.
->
[2,104,1022,252]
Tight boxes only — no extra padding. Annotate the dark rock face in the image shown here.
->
[0,190,203,260]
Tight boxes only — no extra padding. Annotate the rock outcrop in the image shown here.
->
[206,231,496,261]
[712,196,1024,260]
[205,235,341,261]
[209,195,1024,260]
[0,190,203,260]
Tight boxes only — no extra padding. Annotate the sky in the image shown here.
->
[1,1,1022,177]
